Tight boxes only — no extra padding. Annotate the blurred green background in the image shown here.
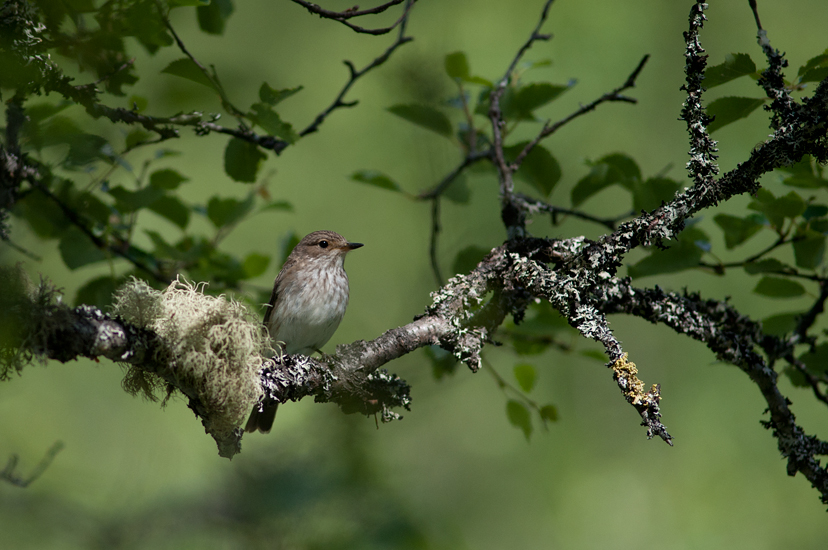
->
[2,0,828,547]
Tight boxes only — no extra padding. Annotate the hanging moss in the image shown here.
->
[112,277,267,438]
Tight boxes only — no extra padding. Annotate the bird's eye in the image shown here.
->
[318,240,328,248]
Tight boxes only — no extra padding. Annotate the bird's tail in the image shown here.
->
[244,403,279,433]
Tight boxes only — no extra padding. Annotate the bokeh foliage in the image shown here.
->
[2,0,828,548]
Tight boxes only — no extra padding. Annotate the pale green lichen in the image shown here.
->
[112,277,266,436]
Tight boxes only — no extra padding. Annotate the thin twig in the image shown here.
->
[749,0,799,128]
[1,238,43,261]
[1,442,64,488]
[158,3,245,120]
[513,193,631,231]
[510,55,649,170]
[290,0,414,35]
[417,150,491,200]
[429,197,444,286]
[291,0,405,19]
[481,357,552,430]
[33,183,167,283]
[785,356,828,408]
[795,280,828,342]
[299,1,414,136]
[488,0,556,233]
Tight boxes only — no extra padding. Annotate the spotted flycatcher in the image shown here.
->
[245,230,363,433]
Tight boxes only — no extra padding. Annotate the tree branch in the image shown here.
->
[299,7,414,137]
[598,279,828,505]
[289,0,414,35]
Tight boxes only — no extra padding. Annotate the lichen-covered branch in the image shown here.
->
[597,278,828,505]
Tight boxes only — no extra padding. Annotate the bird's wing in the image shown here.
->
[262,255,298,328]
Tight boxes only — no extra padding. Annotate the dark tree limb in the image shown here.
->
[598,279,828,505]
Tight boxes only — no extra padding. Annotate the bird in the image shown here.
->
[245,230,363,433]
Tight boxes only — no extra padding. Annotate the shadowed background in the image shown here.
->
[1,0,827,548]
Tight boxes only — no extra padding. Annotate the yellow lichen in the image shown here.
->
[610,353,650,405]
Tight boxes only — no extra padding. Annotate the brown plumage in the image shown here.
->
[245,230,363,434]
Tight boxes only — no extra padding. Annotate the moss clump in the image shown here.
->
[0,265,63,378]
[113,277,267,437]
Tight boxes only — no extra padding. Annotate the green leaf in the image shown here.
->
[64,134,115,167]
[513,338,550,356]
[704,53,757,87]
[506,400,532,441]
[706,96,767,133]
[782,175,828,189]
[507,82,568,119]
[513,364,537,393]
[75,276,121,309]
[800,67,828,84]
[108,185,165,212]
[792,229,826,269]
[224,138,267,183]
[748,190,806,229]
[70,192,110,226]
[452,245,489,276]
[259,200,294,213]
[243,253,271,279]
[24,102,72,124]
[148,195,190,229]
[539,404,558,422]
[504,143,561,196]
[249,103,299,143]
[145,230,181,259]
[628,227,709,278]
[259,83,303,106]
[516,301,572,334]
[15,188,69,239]
[797,50,828,83]
[59,227,107,270]
[161,58,218,91]
[443,173,471,204]
[782,366,808,387]
[762,312,799,336]
[774,191,808,218]
[128,96,148,112]
[445,51,470,80]
[803,205,828,220]
[753,277,806,298]
[196,0,234,35]
[799,342,828,374]
[744,258,789,274]
[207,193,255,228]
[632,177,680,213]
[168,0,209,6]
[571,153,641,206]
[19,103,71,150]
[780,156,828,189]
[424,346,459,379]
[149,168,189,190]
[387,104,453,138]
[351,170,402,193]
[125,129,151,150]
[713,213,764,249]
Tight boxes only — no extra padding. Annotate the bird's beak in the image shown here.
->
[346,242,364,251]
